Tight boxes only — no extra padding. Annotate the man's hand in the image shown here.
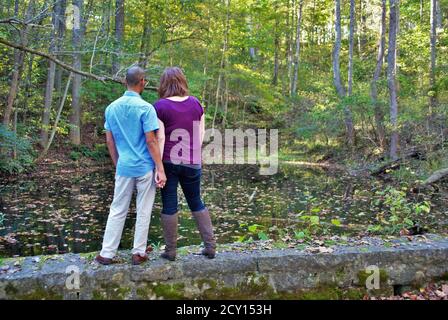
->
[146,131,166,188]
[155,168,167,188]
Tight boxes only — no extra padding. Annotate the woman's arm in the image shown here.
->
[199,114,205,146]
[157,118,166,156]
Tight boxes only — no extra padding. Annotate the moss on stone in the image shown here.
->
[334,267,347,283]
[195,279,218,291]
[356,268,393,296]
[292,286,366,300]
[92,282,132,300]
[134,282,187,300]
[151,283,186,299]
[92,290,105,300]
[15,287,63,300]
[5,283,18,296]
[189,276,371,300]
[36,255,59,270]
[197,273,276,300]
[435,272,448,281]
[357,268,389,286]
[80,252,97,261]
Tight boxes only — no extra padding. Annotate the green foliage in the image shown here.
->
[0,0,446,168]
[367,186,431,235]
[237,223,270,242]
[70,144,109,162]
[0,125,34,174]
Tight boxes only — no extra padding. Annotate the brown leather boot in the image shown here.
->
[192,208,216,259]
[160,213,178,261]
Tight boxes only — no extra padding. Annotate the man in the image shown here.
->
[95,66,167,266]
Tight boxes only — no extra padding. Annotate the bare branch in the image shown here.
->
[0,18,51,29]
[0,37,158,91]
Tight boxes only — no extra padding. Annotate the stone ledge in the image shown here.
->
[1,235,448,299]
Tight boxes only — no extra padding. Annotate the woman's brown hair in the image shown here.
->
[158,67,189,98]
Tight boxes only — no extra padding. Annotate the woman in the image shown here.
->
[154,67,216,261]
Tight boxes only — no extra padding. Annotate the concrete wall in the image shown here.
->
[1,235,448,299]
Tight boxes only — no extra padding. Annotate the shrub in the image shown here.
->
[0,124,34,174]
[71,143,109,162]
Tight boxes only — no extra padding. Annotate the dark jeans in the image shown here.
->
[161,162,206,215]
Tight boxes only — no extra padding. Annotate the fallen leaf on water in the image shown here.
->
[435,290,446,298]
[441,284,448,295]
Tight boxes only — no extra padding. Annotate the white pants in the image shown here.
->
[100,170,156,259]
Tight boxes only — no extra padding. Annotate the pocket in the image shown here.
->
[185,167,201,180]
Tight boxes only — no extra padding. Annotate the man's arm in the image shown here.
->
[106,131,118,167]
[145,131,167,187]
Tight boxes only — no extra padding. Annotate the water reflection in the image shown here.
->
[0,164,446,257]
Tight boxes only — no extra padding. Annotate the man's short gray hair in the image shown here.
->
[126,66,145,86]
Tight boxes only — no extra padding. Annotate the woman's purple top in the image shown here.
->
[154,96,204,165]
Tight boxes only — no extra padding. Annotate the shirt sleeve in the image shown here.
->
[154,101,164,122]
[142,104,159,133]
[194,97,204,117]
[104,108,111,131]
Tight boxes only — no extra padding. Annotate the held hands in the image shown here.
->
[155,168,167,188]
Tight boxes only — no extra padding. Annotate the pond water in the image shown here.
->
[0,164,447,257]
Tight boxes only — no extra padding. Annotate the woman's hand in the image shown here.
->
[155,168,167,188]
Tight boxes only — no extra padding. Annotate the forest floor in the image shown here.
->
[369,281,448,300]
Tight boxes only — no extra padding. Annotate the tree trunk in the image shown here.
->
[41,0,62,147]
[202,46,209,104]
[388,0,399,160]
[429,0,438,114]
[333,0,354,147]
[310,0,316,45]
[272,2,280,86]
[70,0,83,145]
[201,8,211,104]
[212,0,230,131]
[290,0,303,96]
[436,0,442,28]
[112,0,124,75]
[348,0,355,96]
[370,0,386,149]
[247,15,256,61]
[2,0,35,126]
[420,0,424,23]
[222,78,229,128]
[344,0,356,146]
[22,55,34,126]
[359,0,367,55]
[41,73,73,157]
[286,0,294,93]
[138,0,151,68]
[332,0,345,97]
[54,0,67,95]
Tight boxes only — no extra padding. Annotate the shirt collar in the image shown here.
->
[123,90,141,98]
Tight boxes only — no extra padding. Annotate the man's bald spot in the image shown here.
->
[126,66,145,87]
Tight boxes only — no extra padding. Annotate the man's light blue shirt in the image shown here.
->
[104,91,159,177]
